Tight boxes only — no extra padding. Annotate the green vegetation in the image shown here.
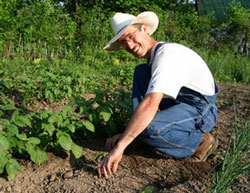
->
[0,89,131,180]
[201,118,250,193]
[139,185,154,193]
[210,120,250,193]
[0,0,249,188]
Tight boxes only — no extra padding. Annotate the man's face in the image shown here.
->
[118,25,150,58]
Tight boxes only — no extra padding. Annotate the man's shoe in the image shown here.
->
[187,133,218,162]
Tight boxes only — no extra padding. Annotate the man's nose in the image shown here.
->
[127,41,135,50]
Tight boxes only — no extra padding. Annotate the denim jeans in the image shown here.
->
[132,64,219,159]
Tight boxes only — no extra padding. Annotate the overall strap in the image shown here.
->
[149,42,166,65]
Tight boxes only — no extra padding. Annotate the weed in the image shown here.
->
[139,186,154,193]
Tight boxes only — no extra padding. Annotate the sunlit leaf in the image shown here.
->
[14,116,32,127]
[1,104,16,111]
[0,135,10,151]
[68,124,75,133]
[17,133,28,141]
[58,133,73,151]
[82,121,95,132]
[48,114,58,123]
[6,158,21,181]
[71,143,82,159]
[43,123,55,136]
[0,150,8,174]
[99,106,112,122]
[7,124,19,135]
[28,137,41,145]
[26,143,47,164]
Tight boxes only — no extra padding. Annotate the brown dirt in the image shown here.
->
[0,83,249,193]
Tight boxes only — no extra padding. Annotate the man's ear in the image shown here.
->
[141,24,149,35]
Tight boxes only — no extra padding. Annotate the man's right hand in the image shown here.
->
[106,133,123,150]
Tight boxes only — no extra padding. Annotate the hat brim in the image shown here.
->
[103,11,159,51]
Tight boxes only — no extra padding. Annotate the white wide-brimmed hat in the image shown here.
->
[103,11,159,51]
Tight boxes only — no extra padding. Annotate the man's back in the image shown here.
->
[147,43,215,99]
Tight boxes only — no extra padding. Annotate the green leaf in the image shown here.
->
[43,123,55,136]
[71,143,82,159]
[56,130,63,138]
[1,104,16,111]
[6,136,18,149]
[139,186,154,193]
[40,110,53,118]
[80,87,85,94]
[6,158,21,181]
[58,133,73,151]
[45,91,52,99]
[67,86,72,96]
[53,89,60,95]
[144,186,154,192]
[0,150,8,174]
[66,76,72,83]
[62,106,73,113]
[17,133,28,141]
[26,143,47,164]
[11,110,19,122]
[68,124,75,133]
[26,143,35,157]
[82,121,95,132]
[0,135,10,151]
[0,118,10,126]
[16,141,25,153]
[28,137,41,145]
[100,110,112,122]
[7,124,19,135]
[14,116,31,127]
[57,115,63,127]
[48,114,58,124]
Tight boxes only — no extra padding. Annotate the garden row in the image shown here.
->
[0,88,131,181]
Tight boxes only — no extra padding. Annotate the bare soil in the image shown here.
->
[0,83,249,193]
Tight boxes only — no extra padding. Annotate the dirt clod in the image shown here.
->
[63,171,74,179]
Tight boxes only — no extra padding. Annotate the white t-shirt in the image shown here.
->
[146,43,215,99]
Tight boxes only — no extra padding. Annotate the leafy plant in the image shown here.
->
[68,89,131,137]
[0,92,90,180]
[139,186,154,193]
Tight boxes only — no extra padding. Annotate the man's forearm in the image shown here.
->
[116,93,163,151]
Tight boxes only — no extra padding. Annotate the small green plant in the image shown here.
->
[139,185,154,193]
[68,88,131,137]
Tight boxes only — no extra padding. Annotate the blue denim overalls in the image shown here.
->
[132,43,219,159]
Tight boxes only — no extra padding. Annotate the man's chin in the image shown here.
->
[132,51,144,58]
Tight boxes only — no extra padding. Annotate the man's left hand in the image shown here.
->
[97,146,124,179]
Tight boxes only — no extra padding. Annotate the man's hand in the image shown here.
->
[98,146,124,179]
[106,133,122,150]
[98,93,163,179]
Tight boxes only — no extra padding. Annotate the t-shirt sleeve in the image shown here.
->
[146,46,190,99]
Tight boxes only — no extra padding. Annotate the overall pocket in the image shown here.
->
[195,104,218,133]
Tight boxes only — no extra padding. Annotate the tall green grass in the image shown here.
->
[198,49,250,84]
[201,115,250,193]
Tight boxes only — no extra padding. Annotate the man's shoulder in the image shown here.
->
[159,43,190,52]
[157,43,200,60]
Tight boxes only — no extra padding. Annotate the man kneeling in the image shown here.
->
[98,11,219,179]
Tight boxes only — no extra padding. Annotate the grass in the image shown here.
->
[201,111,250,192]
[197,49,250,84]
